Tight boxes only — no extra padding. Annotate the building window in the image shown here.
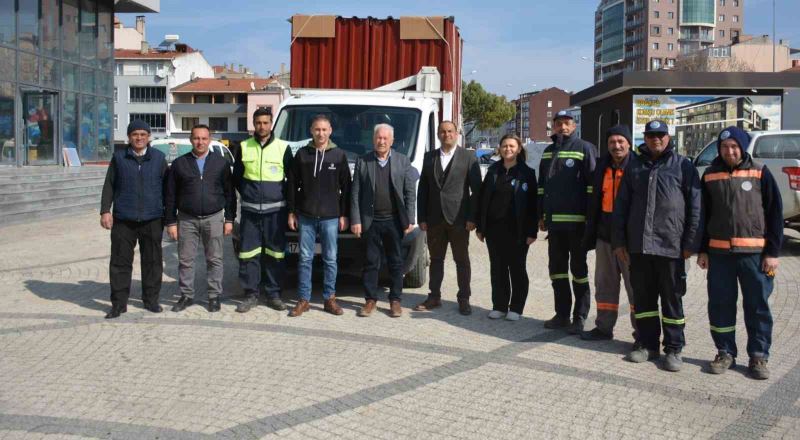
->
[195,94,212,104]
[114,87,118,103]
[238,117,248,132]
[651,57,662,70]
[139,62,163,76]
[129,86,166,103]
[129,113,166,130]
[668,12,674,19]
[733,0,739,6]
[651,25,661,36]
[546,111,552,118]
[718,14,725,22]
[652,42,659,50]
[209,117,228,132]
[666,58,675,68]
[547,100,552,108]
[719,29,725,37]
[733,15,739,22]
[115,63,123,76]
[654,11,660,18]
[668,43,674,51]
[237,94,248,104]
[182,117,200,131]
[114,114,118,130]
[668,27,674,35]
[719,0,725,5]
[732,30,740,38]
[213,94,225,104]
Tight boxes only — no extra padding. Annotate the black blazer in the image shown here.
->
[350,151,418,232]
[417,147,482,226]
[476,161,538,243]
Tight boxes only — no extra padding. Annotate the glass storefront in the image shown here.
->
[0,0,114,166]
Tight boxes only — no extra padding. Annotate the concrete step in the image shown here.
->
[0,183,103,203]
[0,202,99,225]
[0,170,107,182]
[0,176,105,192]
[0,192,102,216]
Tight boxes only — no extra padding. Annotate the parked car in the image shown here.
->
[149,138,234,167]
[694,130,800,222]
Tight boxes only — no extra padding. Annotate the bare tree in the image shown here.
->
[673,49,754,72]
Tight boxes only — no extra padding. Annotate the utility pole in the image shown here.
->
[773,0,776,72]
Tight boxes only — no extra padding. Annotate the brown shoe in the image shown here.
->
[389,300,403,318]
[288,300,310,317]
[457,299,472,316]
[358,299,377,317]
[413,297,442,311]
[323,295,344,316]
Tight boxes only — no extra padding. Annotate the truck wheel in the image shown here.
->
[403,245,428,288]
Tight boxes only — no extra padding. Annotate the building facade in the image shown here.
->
[513,88,572,142]
[594,0,744,82]
[113,45,214,147]
[0,0,158,167]
[675,96,770,156]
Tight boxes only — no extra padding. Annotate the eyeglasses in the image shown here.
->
[644,133,668,139]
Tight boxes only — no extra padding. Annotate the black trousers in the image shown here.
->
[486,223,530,314]
[426,221,471,299]
[362,218,404,301]
[109,218,163,307]
[548,228,590,320]
[629,253,687,353]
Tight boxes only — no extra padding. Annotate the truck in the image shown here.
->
[273,66,457,287]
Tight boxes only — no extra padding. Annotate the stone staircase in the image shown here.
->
[0,166,107,225]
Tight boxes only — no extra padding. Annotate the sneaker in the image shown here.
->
[567,317,585,335]
[708,351,736,375]
[663,351,683,372]
[580,327,613,341]
[505,311,520,321]
[236,295,258,313]
[487,310,505,319]
[748,357,770,380]
[265,297,287,311]
[626,346,659,363]
[543,315,570,329]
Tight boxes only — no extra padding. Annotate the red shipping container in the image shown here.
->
[289,15,463,124]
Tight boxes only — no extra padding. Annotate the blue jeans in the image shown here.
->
[707,252,774,359]
[297,215,339,301]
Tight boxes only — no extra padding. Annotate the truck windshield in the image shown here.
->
[273,105,421,161]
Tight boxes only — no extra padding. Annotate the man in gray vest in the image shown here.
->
[415,121,482,315]
[697,126,783,380]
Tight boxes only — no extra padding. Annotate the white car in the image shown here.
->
[694,130,800,222]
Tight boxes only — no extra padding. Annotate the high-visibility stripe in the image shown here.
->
[557,152,585,160]
[732,169,762,179]
[572,276,590,284]
[662,316,686,325]
[704,172,730,182]
[635,311,660,319]
[542,152,553,159]
[709,237,765,249]
[263,247,285,259]
[551,214,586,222]
[550,273,569,280]
[537,188,545,195]
[596,302,619,311]
[239,247,262,260]
[710,325,736,333]
[240,200,287,212]
[586,186,593,193]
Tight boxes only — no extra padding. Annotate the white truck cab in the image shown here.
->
[271,67,456,287]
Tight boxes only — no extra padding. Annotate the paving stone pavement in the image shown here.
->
[1,212,799,439]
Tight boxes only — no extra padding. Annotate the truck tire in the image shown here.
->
[403,244,428,288]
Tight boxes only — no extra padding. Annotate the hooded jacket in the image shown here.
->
[287,140,351,219]
[612,142,703,259]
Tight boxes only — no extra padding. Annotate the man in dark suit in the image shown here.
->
[351,123,418,318]
[415,121,482,315]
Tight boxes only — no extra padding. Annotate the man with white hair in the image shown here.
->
[351,123,418,318]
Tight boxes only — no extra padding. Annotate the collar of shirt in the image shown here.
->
[130,147,147,157]
[191,149,209,160]
[376,150,392,168]
[440,147,456,170]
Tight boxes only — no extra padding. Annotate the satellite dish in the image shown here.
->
[155,69,166,79]
[250,81,256,91]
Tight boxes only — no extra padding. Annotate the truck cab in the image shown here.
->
[272,77,451,287]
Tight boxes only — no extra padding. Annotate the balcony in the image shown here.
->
[626,34,643,45]
[170,103,247,115]
[679,32,714,43]
[625,19,643,30]
[626,2,644,14]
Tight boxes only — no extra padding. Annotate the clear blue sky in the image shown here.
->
[131,0,799,98]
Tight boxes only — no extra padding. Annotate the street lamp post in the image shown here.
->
[582,56,625,82]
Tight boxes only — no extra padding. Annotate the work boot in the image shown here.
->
[413,296,442,311]
[567,317,585,335]
[457,299,472,316]
[288,300,310,317]
[236,295,258,313]
[207,297,221,312]
[265,297,287,311]
[358,299,377,317]
[104,303,127,319]
[708,351,736,374]
[663,351,683,372]
[626,346,659,363]
[323,295,344,316]
[389,300,403,318]
[171,295,193,312]
[543,315,570,329]
[749,357,770,380]
[143,302,163,313]
[581,327,613,341]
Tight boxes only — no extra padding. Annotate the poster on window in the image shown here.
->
[632,95,782,157]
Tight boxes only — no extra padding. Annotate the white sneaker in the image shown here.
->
[488,310,505,319]
[505,311,521,321]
